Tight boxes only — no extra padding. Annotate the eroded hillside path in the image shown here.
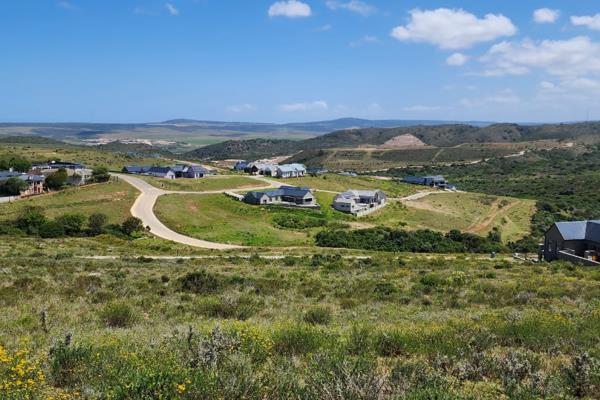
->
[115,173,282,250]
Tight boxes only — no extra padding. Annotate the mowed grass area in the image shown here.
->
[286,174,420,197]
[1,254,600,398]
[155,194,317,246]
[138,175,267,191]
[0,142,167,170]
[0,180,138,224]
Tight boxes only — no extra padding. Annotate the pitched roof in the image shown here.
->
[553,220,600,241]
[277,163,307,173]
[336,189,386,200]
[0,171,45,183]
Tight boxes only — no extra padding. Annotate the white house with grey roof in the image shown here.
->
[333,189,387,216]
[543,220,600,265]
[243,186,318,208]
[275,164,307,178]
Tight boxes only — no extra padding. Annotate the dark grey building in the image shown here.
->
[543,220,600,265]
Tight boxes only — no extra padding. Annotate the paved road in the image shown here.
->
[116,173,251,250]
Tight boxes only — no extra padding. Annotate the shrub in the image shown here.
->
[0,177,29,195]
[179,270,219,294]
[121,216,144,236]
[88,213,108,236]
[272,324,328,356]
[99,301,138,328]
[39,220,66,238]
[56,212,86,236]
[45,168,69,189]
[197,294,261,320]
[303,306,332,325]
[16,206,47,234]
[49,339,94,388]
[91,166,110,183]
[272,214,326,230]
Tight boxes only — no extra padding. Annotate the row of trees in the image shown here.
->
[5,206,145,239]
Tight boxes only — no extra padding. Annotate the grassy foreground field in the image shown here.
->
[0,180,138,225]
[1,254,599,398]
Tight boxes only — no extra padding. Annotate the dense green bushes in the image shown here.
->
[316,227,505,253]
[272,213,327,229]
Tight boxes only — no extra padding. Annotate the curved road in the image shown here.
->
[116,173,450,250]
[115,173,280,250]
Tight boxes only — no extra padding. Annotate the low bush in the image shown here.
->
[98,301,138,328]
[303,306,332,325]
[179,270,220,294]
[272,324,329,356]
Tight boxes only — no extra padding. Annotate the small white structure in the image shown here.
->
[333,189,387,217]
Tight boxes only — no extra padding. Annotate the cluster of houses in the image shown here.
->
[238,185,387,216]
[233,161,307,179]
[122,164,214,179]
[0,161,93,199]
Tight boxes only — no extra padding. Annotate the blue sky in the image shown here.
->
[2,1,600,123]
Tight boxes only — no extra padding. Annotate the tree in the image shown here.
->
[39,220,65,238]
[88,213,108,236]
[121,217,144,236]
[16,206,47,235]
[0,177,28,196]
[56,213,86,236]
[45,168,68,190]
[91,166,110,183]
[0,156,31,172]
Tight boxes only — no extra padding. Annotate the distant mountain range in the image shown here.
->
[0,118,494,143]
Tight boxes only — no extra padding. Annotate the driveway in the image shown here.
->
[115,173,281,250]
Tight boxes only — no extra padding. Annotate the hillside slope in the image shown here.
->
[185,122,600,161]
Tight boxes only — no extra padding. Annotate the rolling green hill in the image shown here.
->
[185,122,600,164]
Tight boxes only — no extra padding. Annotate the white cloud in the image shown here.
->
[390,8,516,50]
[228,104,256,113]
[350,35,378,47]
[325,1,376,16]
[446,52,469,66]
[571,14,600,31]
[280,101,328,112]
[481,36,600,77]
[403,105,442,112]
[165,3,179,16]
[268,0,311,18]
[533,8,560,24]
[57,1,77,10]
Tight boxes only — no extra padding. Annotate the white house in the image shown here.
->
[275,164,307,179]
[333,189,387,216]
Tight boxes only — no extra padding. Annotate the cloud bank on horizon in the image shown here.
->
[1,1,600,123]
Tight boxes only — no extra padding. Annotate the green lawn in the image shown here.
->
[155,194,315,246]
[0,180,138,224]
[138,175,266,192]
